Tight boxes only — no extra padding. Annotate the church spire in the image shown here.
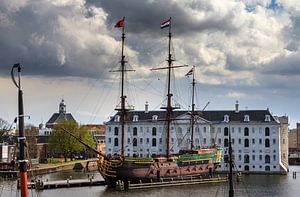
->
[59,99,66,114]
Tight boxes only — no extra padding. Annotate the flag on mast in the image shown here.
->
[160,18,171,29]
[115,18,124,28]
[185,68,193,76]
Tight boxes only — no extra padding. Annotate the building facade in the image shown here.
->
[288,123,300,153]
[85,124,106,154]
[105,103,288,174]
[37,99,77,160]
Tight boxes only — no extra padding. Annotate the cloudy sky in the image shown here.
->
[1,0,300,128]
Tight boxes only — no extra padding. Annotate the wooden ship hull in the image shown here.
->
[97,148,223,188]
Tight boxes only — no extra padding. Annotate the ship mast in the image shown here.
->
[190,66,195,149]
[228,122,234,197]
[11,63,28,197]
[152,17,186,159]
[111,17,134,156]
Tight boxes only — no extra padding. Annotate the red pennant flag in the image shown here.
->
[115,19,124,28]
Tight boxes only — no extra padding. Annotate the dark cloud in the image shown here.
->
[87,0,238,36]
[0,1,119,79]
[262,53,300,76]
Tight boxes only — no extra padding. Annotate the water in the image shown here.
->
[1,166,300,197]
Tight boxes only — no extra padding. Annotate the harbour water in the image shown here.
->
[1,166,300,197]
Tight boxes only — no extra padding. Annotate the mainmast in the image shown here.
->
[111,17,134,156]
[190,66,196,149]
[228,122,234,197]
[152,18,185,159]
[11,63,28,197]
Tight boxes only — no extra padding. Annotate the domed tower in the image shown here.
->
[59,99,66,114]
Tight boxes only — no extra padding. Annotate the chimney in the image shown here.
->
[235,101,239,113]
[145,101,149,113]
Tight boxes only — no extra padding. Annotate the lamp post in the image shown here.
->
[11,63,28,197]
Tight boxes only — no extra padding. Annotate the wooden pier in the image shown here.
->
[27,177,106,190]
[26,175,228,191]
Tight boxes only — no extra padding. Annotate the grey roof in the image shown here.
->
[46,112,76,126]
[107,110,277,124]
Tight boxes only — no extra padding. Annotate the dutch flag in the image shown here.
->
[160,18,171,29]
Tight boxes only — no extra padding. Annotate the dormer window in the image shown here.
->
[244,115,250,122]
[114,115,120,122]
[265,115,271,122]
[224,115,229,122]
[152,115,158,121]
[133,115,139,122]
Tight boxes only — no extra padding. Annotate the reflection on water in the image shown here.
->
[1,166,300,197]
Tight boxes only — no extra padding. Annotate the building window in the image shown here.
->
[238,139,241,144]
[244,139,249,147]
[244,154,250,163]
[273,155,276,161]
[224,127,229,136]
[244,165,249,171]
[265,139,270,148]
[203,127,206,133]
[159,138,162,144]
[108,127,111,132]
[133,127,138,136]
[218,138,221,144]
[114,127,119,136]
[273,139,276,144]
[259,138,262,144]
[140,138,143,144]
[146,138,149,144]
[265,127,270,136]
[152,138,157,147]
[203,138,207,144]
[252,139,255,144]
[133,115,139,122]
[252,127,255,133]
[152,115,158,121]
[259,155,262,160]
[244,115,250,122]
[224,139,229,147]
[244,127,249,136]
[178,127,182,135]
[152,127,157,136]
[178,139,183,145]
[108,138,111,144]
[114,115,120,122]
[265,155,270,164]
[114,138,119,146]
[224,115,229,122]
[211,138,215,144]
[239,155,242,161]
[127,138,130,143]
[252,155,255,161]
[265,115,271,122]
[232,138,235,144]
[133,138,137,147]
[238,127,241,133]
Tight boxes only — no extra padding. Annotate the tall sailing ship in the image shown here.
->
[96,17,223,188]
